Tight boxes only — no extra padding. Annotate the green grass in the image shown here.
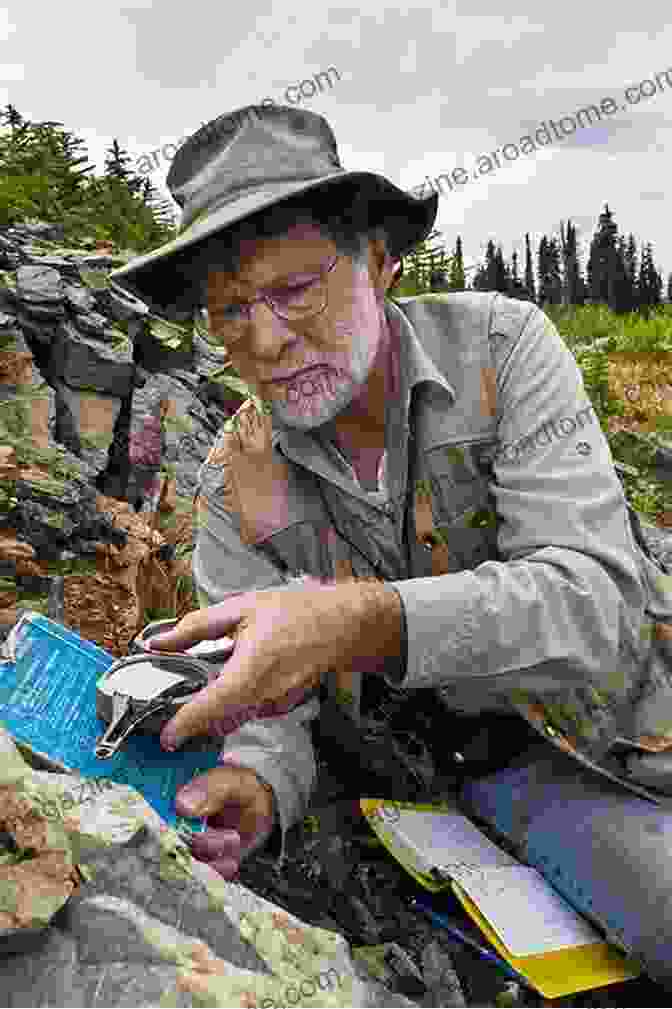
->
[546,303,672,524]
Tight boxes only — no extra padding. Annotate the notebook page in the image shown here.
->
[392,808,518,878]
[453,865,602,957]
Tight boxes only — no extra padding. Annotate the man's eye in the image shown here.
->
[270,278,318,298]
[216,304,245,321]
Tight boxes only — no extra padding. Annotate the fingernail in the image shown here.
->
[177,783,209,815]
[161,727,183,752]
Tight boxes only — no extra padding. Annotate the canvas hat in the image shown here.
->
[109,104,438,318]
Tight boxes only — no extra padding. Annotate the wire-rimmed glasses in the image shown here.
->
[206,254,340,349]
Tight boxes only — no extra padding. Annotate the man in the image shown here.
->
[111,105,672,983]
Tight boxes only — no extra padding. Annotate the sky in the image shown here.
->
[1,1,671,285]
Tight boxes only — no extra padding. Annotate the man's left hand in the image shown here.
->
[145,579,402,751]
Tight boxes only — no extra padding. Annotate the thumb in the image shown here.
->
[176,765,275,840]
[160,647,256,750]
[176,765,247,818]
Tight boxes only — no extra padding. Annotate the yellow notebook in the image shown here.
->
[360,798,640,999]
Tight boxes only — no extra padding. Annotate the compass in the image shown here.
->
[94,617,235,759]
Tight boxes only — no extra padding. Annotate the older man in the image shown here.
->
[111,104,672,985]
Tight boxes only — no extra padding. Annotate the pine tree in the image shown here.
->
[667,271,672,304]
[1,103,23,128]
[560,219,583,307]
[448,235,465,290]
[612,235,634,314]
[104,139,144,196]
[538,236,562,306]
[0,115,95,225]
[393,229,453,295]
[623,234,638,310]
[638,243,663,318]
[471,240,495,291]
[506,248,531,300]
[494,245,508,292]
[511,249,519,288]
[140,177,177,229]
[524,233,536,303]
[0,104,176,251]
[587,204,620,309]
[484,239,497,289]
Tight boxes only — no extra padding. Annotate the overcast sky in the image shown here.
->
[1,1,671,284]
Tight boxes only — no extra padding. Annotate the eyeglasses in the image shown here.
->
[206,254,340,349]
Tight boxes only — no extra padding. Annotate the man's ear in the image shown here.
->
[368,238,397,296]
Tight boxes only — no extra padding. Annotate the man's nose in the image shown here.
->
[246,302,297,359]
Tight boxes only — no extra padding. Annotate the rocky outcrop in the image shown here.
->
[0,219,247,655]
[0,219,246,505]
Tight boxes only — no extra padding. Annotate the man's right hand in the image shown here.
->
[176,764,277,879]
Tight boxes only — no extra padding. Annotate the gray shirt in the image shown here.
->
[191,291,672,859]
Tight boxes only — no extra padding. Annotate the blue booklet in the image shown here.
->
[0,611,220,832]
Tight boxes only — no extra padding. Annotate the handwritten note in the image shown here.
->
[393,808,517,877]
[453,865,601,957]
[384,806,602,957]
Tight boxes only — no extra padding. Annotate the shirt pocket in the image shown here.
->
[251,468,332,578]
[422,438,500,570]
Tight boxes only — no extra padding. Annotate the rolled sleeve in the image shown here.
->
[387,303,647,704]
[382,584,407,684]
[216,695,321,862]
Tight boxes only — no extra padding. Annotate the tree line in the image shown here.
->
[0,103,176,252]
[397,206,669,317]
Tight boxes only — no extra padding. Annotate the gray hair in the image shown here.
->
[171,181,393,309]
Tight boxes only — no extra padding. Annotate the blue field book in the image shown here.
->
[0,611,219,832]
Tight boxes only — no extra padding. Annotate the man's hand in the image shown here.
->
[145,579,402,751]
[176,763,276,879]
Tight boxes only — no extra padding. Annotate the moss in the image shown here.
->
[78,267,110,290]
[43,512,66,529]
[46,557,99,577]
[15,593,49,614]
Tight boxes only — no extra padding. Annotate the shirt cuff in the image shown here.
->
[382,584,407,685]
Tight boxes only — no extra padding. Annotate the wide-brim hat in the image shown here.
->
[109,104,438,318]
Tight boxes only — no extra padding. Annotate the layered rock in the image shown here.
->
[0,220,246,654]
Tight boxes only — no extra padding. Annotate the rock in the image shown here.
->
[15,264,65,306]
[47,575,65,623]
[52,320,134,396]
[421,940,467,1006]
[64,284,97,314]
[0,220,241,528]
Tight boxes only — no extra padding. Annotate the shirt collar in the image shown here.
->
[385,297,456,416]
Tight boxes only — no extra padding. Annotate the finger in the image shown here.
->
[147,599,242,652]
[176,769,247,818]
[208,854,240,879]
[161,650,259,750]
[189,828,241,862]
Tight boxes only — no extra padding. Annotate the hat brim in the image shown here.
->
[109,171,438,318]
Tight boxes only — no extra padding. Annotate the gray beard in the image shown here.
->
[267,332,376,432]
